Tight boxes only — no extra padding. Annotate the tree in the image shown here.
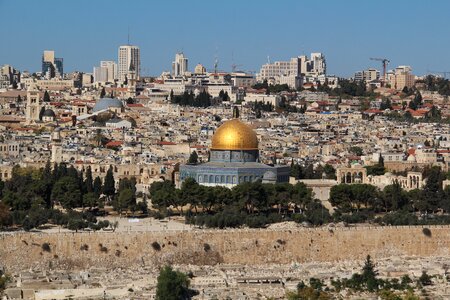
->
[149,180,179,212]
[43,90,50,102]
[349,146,363,156]
[362,255,379,291]
[0,202,12,228]
[93,176,102,197]
[115,188,135,214]
[156,266,191,300]
[188,151,198,164]
[84,166,93,193]
[51,176,82,209]
[100,87,106,98]
[381,182,408,212]
[418,271,432,286]
[82,192,98,209]
[323,164,336,179]
[103,166,115,201]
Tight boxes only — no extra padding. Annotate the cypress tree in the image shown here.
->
[103,166,115,200]
[85,166,94,193]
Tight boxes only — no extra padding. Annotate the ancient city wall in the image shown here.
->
[1,226,450,272]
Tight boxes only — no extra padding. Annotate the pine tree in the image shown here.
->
[188,151,198,164]
[362,255,379,291]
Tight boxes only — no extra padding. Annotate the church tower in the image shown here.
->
[126,60,136,98]
[25,82,41,124]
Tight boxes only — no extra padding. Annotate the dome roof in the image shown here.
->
[42,109,56,117]
[211,119,258,150]
[93,98,123,113]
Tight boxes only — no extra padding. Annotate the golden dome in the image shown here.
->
[211,119,258,150]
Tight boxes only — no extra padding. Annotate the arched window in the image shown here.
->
[226,175,231,183]
[209,175,213,183]
[215,175,220,183]
[204,175,208,183]
[233,176,237,184]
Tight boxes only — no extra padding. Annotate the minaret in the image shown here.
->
[51,128,63,163]
[25,82,41,124]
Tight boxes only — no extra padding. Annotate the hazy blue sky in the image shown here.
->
[1,0,449,77]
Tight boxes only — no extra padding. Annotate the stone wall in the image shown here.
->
[1,226,450,272]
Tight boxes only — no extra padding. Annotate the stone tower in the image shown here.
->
[51,128,62,163]
[126,60,136,98]
[25,82,41,124]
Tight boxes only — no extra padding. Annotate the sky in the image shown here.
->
[1,0,450,77]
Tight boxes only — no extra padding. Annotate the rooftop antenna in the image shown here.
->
[267,55,271,64]
[127,26,130,45]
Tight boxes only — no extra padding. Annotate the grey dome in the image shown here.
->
[93,98,123,113]
[42,109,56,117]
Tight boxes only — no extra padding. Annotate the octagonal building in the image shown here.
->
[179,117,290,188]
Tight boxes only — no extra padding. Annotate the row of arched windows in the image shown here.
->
[198,174,260,184]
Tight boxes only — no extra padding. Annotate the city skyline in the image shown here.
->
[1,0,450,77]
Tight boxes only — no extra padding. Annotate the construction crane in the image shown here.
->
[370,57,390,85]
[427,70,450,79]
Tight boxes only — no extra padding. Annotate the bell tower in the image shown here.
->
[25,82,41,124]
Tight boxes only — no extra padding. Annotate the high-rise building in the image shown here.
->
[93,66,108,83]
[54,58,63,76]
[41,50,63,79]
[100,61,117,82]
[118,45,140,82]
[172,53,188,77]
[93,61,117,83]
[308,53,326,76]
